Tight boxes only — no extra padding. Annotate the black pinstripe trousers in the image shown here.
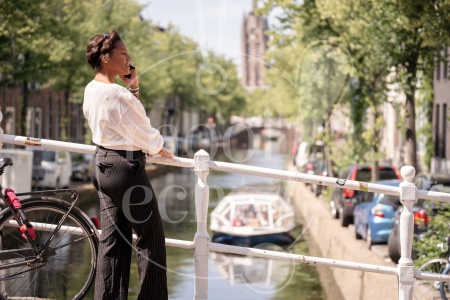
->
[90,146,168,300]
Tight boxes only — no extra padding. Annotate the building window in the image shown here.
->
[55,100,60,139]
[445,47,448,80]
[75,105,81,143]
[35,108,42,138]
[437,48,441,81]
[4,106,15,135]
[26,107,34,137]
[435,104,440,157]
[443,104,447,158]
[46,98,52,139]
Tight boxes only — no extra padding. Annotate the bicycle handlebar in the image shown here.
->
[0,157,13,169]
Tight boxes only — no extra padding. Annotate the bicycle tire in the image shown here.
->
[440,265,450,300]
[0,197,99,300]
[414,258,448,300]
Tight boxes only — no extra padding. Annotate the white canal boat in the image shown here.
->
[210,186,296,246]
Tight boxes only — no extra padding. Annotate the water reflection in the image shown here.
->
[83,135,326,299]
[211,243,293,293]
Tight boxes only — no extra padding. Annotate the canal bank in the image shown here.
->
[287,179,398,300]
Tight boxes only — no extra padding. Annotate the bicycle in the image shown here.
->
[414,232,450,300]
[0,157,99,299]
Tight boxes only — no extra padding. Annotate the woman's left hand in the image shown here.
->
[156,148,177,161]
[119,65,139,88]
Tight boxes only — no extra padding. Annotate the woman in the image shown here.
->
[84,30,172,300]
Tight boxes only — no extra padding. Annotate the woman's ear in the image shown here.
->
[103,53,109,63]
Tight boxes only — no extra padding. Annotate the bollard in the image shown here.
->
[193,150,210,300]
[398,166,416,300]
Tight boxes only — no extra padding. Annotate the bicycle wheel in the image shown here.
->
[440,265,450,300]
[414,258,448,300]
[0,197,98,300]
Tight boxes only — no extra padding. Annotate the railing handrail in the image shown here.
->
[5,133,450,203]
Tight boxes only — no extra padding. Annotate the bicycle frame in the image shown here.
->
[0,189,79,270]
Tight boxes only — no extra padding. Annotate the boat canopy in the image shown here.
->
[210,192,295,236]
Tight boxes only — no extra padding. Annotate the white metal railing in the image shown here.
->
[1,114,450,299]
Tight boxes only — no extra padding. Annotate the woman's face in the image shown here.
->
[103,40,131,75]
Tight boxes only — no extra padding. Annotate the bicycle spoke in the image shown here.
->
[8,266,42,299]
[21,266,44,298]
[44,264,67,300]
[415,258,448,300]
[53,233,94,251]
[0,199,97,299]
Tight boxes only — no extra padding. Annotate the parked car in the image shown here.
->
[387,173,450,263]
[293,140,324,170]
[311,158,329,197]
[330,164,401,227]
[303,159,316,191]
[302,157,329,196]
[28,147,72,189]
[354,180,402,249]
[71,153,92,182]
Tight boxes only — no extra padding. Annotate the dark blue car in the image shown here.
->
[354,180,402,249]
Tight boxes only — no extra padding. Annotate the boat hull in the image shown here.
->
[211,232,295,247]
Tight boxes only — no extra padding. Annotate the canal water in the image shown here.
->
[83,139,326,299]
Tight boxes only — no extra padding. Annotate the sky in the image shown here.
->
[138,0,281,72]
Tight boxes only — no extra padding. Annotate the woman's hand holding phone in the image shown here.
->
[120,64,139,88]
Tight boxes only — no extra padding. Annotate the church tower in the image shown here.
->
[241,0,269,91]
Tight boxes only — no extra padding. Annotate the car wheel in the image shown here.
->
[366,226,373,249]
[388,230,400,264]
[330,201,339,219]
[355,226,362,240]
[339,208,350,227]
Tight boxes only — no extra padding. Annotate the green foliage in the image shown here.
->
[1,0,245,141]
[414,203,450,267]
[260,0,450,170]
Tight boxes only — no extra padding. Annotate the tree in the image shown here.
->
[0,0,69,135]
[1,0,246,142]
[261,0,450,172]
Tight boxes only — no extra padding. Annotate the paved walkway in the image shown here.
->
[287,177,398,300]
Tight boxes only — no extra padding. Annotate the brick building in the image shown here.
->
[0,85,86,147]
[241,0,269,91]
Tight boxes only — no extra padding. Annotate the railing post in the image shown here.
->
[398,166,416,300]
[193,150,210,300]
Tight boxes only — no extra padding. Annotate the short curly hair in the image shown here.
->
[86,30,122,73]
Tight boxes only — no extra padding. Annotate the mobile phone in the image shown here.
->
[124,65,135,79]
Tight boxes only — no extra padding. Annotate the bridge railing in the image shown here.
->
[1,119,450,299]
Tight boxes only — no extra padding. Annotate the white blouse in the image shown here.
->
[83,80,163,155]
